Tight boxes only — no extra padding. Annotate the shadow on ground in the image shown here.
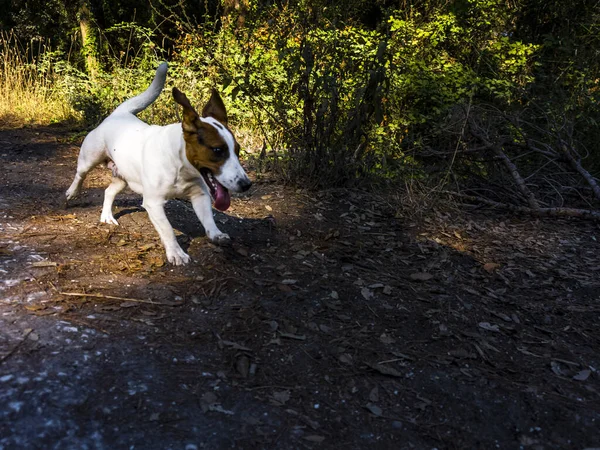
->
[1,126,599,449]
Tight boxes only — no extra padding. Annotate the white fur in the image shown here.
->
[65,63,251,265]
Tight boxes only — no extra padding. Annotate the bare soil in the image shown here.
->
[1,126,599,449]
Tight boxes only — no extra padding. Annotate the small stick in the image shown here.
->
[377,358,409,365]
[58,291,160,305]
[0,329,33,365]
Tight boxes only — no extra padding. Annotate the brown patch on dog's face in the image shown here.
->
[172,87,237,175]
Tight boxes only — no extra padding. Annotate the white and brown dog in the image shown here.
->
[65,62,251,265]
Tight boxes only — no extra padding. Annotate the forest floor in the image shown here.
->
[1,125,599,450]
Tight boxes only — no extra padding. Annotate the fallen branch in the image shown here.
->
[468,117,540,209]
[492,146,540,209]
[559,143,600,202]
[442,191,600,220]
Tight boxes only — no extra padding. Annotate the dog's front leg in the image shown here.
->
[143,197,191,265]
[189,188,230,244]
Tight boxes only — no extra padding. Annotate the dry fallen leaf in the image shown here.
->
[379,333,396,345]
[28,332,39,341]
[478,322,500,332]
[270,390,291,406]
[53,214,76,220]
[319,324,333,334]
[277,284,293,293]
[236,355,250,378]
[119,301,139,308]
[361,287,374,300]
[573,369,591,381]
[221,340,252,351]
[200,392,235,415]
[369,386,379,402]
[25,304,46,311]
[550,361,564,376]
[365,402,383,417]
[410,272,433,281]
[415,395,432,411]
[365,362,403,378]
[279,332,306,341]
[339,354,353,364]
[483,262,501,273]
[236,247,249,257]
[147,256,165,267]
[200,392,218,413]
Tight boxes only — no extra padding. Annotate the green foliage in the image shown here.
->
[2,0,598,189]
[170,5,393,186]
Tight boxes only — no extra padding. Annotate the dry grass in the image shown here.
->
[0,31,80,128]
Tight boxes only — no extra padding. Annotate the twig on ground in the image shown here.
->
[0,329,33,365]
[58,291,166,305]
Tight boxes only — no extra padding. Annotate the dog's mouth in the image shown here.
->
[200,169,230,211]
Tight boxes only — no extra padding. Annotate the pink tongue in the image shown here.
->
[213,181,231,211]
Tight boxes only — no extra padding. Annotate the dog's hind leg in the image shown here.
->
[65,131,106,202]
[100,177,127,225]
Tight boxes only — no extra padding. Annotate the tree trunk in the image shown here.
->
[78,1,100,80]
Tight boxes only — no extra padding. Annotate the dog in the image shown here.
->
[65,62,251,265]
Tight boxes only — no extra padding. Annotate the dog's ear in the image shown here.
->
[202,89,228,125]
[173,87,200,133]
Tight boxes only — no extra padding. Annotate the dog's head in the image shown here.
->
[172,87,251,211]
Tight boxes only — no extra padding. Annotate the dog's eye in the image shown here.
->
[212,147,223,154]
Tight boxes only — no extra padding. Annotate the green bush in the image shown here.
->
[6,0,597,194]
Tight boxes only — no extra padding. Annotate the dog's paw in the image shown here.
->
[166,248,191,266]
[210,232,231,246]
[100,213,119,226]
[65,187,79,201]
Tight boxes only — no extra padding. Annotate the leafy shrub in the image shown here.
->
[6,0,596,199]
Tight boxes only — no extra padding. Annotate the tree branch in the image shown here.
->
[559,143,600,202]
[468,117,540,209]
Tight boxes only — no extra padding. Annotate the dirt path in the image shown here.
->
[1,126,599,449]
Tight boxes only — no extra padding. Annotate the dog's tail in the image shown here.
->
[112,62,168,116]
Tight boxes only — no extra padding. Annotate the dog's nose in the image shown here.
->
[237,178,252,192]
